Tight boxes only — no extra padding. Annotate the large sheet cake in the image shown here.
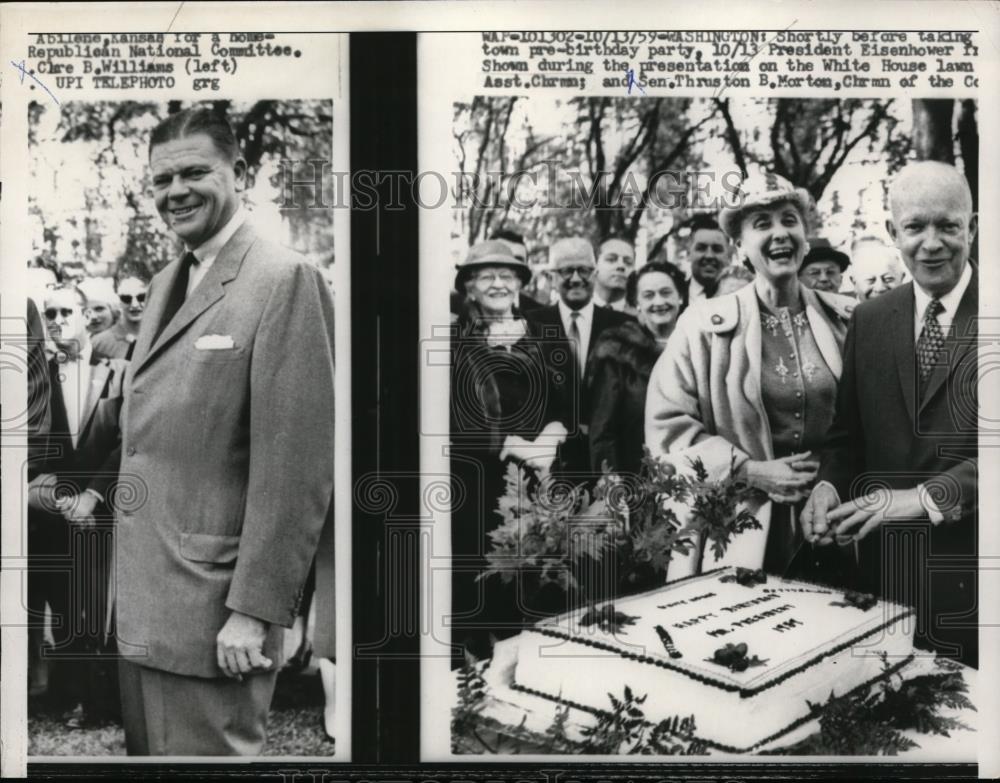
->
[496,566,915,752]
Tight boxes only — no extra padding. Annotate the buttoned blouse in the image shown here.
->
[757,295,838,459]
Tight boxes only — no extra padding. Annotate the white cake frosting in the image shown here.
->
[499,566,915,752]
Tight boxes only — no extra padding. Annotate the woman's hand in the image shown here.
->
[500,422,568,478]
[743,452,819,504]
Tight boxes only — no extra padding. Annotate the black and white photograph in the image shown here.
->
[0,13,350,768]
[419,25,992,761]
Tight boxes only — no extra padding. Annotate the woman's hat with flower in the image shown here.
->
[719,172,812,240]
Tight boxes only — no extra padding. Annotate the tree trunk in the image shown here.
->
[911,99,955,162]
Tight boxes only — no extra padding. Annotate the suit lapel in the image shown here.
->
[892,284,918,424]
[78,359,111,442]
[587,306,606,360]
[919,270,978,413]
[133,224,255,376]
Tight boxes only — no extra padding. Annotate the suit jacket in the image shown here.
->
[646,282,855,575]
[527,302,634,474]
[92,321,138,361]
[819,274,978,541]
[30,353,126,485]
[817,272,978,665]
[115,222,336,678]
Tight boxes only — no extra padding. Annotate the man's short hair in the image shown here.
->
[688,214,724,235]
[46,283,88,310]
[597,233,632,249]
[490,228,526,247]
[149,107,240,162]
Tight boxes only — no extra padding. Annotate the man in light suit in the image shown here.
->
[803,161,978,668]
[114,108,336,754]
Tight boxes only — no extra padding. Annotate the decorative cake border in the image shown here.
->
[509,653,916,754]
[528,578,916,697]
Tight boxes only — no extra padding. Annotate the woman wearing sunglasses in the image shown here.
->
[92,276,148,361]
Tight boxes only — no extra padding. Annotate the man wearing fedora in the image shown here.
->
[798,238,850,294]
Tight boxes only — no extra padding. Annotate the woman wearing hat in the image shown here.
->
[450,239,575,662]
[645,174,857,581]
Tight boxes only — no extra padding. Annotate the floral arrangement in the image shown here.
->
[706,642,768,672]
[480,449,761,609]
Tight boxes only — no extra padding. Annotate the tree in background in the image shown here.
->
[28,99,334,281]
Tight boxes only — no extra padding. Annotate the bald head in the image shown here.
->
[852,242,906,300]
[886,161,976,298]
[888,161,973,221]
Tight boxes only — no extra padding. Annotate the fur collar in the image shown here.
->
[591,320,664,377]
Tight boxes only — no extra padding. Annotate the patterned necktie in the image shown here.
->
[916,298,945,386]
[568,311,583,373]
[153,251,197,345]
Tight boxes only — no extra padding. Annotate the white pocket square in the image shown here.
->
[194,334,236,350]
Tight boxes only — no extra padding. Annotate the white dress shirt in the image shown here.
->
[557,299,595,374]
[187,207,247,297]
[913,260,972,342]
[58,342,92,449]
[688,277,710,302]
[817,262,973,526]
[592,292,627,312]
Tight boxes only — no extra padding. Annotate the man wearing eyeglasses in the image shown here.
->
[28,285,127,725]
[92,276,149,361]
[527,237,634,475]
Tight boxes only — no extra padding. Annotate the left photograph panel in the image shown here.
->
[0,7,351,770]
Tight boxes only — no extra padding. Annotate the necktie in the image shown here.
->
[916,298,945,387]
[568,311,583,374]
[152,251,197,345]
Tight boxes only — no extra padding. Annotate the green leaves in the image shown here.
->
[481,451,762,611]
[770,655,974,755]
[578,686,705,755]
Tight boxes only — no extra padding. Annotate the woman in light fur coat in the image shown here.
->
[645,174,857,582]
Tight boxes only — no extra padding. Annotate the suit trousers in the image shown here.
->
[118,659,278,755]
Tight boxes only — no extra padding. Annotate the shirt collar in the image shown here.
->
[189,206,247,266]
[592,293,626,311]
[558,298,594,324]
[913,260,972,323]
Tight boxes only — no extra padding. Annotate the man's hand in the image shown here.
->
[216,610,272,679]
[27,474,59,513]
[801,482,840,544]
[744,452,819,504]
[826,486,925,543]
[59,491,99,527]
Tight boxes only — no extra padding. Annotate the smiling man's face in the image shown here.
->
[150,133,246,249]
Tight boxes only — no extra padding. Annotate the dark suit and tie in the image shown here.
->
[29,291,126,719]
[807,161,979,668]
[527,301,634,475]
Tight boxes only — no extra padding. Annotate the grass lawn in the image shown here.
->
[29,666,334,757]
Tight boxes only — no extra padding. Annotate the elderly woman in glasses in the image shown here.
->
[450,239,575,661]
[645,174,857,581]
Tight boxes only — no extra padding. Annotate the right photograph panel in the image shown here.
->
[420,11,994,765]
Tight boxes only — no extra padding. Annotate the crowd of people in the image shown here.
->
[450,162,979,672]
[26,108,337,755]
